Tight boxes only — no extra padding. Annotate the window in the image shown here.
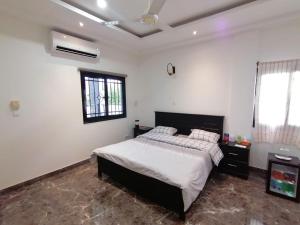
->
[80,70,126,123]
[253,60,300,147]
[288,71,300,126]
[258,72,289,127]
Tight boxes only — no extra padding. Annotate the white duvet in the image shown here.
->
[93,135,223,211]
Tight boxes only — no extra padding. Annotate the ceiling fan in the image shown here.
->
[51,0,166,31]
[105,0,166,26]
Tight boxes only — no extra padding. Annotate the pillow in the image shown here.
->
[188,129,220,143]
[149,126,177,135]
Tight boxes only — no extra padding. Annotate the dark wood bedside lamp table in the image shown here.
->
[266,153,300,202]
[133,126,153,138]
[218,142,251,179]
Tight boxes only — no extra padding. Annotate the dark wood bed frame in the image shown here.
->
[97,111,224,220]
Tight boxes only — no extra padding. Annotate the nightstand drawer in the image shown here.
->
[219,159,249,178]
[222,145,249,162]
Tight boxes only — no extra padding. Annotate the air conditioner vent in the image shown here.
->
[56,46,98,58]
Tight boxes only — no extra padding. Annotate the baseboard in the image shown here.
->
[0,158,90,195]
[249,166,267,178]
[250,166,267,173]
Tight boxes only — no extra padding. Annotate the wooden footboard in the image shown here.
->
[97,156,185,220]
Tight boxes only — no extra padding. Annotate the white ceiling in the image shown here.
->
[67,0,251,36]
[0,0,300,55]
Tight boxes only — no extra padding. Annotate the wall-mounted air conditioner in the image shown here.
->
[50,31,100,62]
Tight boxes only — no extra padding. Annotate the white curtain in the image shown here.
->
[253,59,300,148]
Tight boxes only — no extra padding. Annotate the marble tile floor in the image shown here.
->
[1,161,300,225]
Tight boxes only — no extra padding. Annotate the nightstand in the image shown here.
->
[218,142,250,179]
[133,126,153,138]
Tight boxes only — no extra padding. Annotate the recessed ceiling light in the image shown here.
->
[79,22,84,27]
[63,35,66,38]
[104,21,119,26]
[193,30,198,35]
[97,0,107,9]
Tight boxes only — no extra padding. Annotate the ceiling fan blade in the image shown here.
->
[148,0,166,15]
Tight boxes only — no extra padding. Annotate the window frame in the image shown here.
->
[80,70,127,124]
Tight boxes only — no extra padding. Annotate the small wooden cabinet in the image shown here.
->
[218,142,250,179]
[266,153,300,202]
[133,126,153,138]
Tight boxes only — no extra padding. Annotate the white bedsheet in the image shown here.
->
[93,138,213,211]
[139,132,223,166]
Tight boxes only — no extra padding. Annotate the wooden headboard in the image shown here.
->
[155,111,224,141]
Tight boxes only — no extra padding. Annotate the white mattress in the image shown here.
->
[93,138,213,211]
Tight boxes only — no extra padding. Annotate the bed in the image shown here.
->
[93,111,224,220]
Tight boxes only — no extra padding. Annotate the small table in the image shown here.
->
[133,126,153,138]
[266,153,300,202]
[218,142,251,179]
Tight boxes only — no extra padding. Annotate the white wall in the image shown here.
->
[137,17,300,169]
[0,14,141,190]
